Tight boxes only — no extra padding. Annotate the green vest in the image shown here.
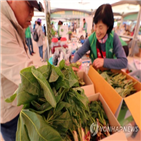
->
[25,27,31,38]
[89,31,114,63]
[83,22,87,33]
[58,25,61,37]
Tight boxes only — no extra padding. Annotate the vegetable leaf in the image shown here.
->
[17,84,38,106]
[59,60,65,70]
[20,66,41,96]
[16,109,62,141]
[5,93,17,103]
[31,67,56,108]
[49,67,59,83]
[37,65,51,79]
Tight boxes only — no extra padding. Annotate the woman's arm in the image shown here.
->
[72,39,90,62]
[103,33,128,69]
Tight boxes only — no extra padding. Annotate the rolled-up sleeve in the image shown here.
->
[72,39,90,62]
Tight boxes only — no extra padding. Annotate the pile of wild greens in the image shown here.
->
[6,60,111,141]
[5,60,89,141]
[98,70,137,98]
[89,101,111,141]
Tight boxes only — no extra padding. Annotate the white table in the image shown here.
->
[119,34,133,40]
[121,37,130,43]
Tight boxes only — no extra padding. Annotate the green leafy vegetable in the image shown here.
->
[20,66,40,96]
[31,67,56,108]
[16,109,62,141]
[17,84,38,106]
[100,70,137,98]
[49,67,59,83]
[5,93,17,103]
[6,61,108,141]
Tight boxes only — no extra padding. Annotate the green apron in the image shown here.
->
[88,31,115,63]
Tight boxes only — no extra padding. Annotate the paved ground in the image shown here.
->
[29,36,48,67]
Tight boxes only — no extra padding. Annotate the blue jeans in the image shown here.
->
[26,38,34,55]
[39,45,43,59]
[1,114,19,141]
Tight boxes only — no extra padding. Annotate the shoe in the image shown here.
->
[40,58,44,62]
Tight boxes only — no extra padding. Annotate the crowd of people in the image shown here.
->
[24,18,47,61]
[114,22,137,36]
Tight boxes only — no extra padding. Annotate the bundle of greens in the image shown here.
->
[98,70,137,98]
[6,61,113,141]
[69,62,81,72]
[5,60,92,141]
[69,62,86,86]
[89,101,111,141]
[78,77,85,86]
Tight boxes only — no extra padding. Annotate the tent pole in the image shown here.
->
[44,0,51,61]
[120,16,123,28]
[130,5,141,56]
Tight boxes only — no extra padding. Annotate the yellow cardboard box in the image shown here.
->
[88,66,141,130]
[88,93,127,141]
[77,71,95,96]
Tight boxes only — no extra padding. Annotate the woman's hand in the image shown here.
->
[93,58,104,69]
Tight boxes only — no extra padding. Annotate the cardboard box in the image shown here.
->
[127,129,141,141]
[116,100,134,127]
[77,71,95,96]
[88,66,141,130]
[88,93,127,141]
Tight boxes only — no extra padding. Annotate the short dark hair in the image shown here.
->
[37,22,41,25]
[94,4,114,34]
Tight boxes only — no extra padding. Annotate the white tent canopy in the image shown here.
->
[111,0,141,56]
[36,0,141,21]
[44,0,120,11]
[112,0,141,15]
[113,4,139,15]
[40,0,140,13]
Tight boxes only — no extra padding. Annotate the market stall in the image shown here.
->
[111,0,141,56]
[5,58,141,141]
[3,1,141,141]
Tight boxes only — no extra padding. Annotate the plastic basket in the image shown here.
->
[49,57,53,65]
[127,62,137,72]
[129,70,141,82]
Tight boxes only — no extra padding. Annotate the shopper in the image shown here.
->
[29,25,33,34]
[72,4,127,70]
[35,18,44,61]
[43,24,46,36]
[33,20,37,30]
[51,23,55,37]
[0,1,43,141]
[82,18,88,38]
[25,26,35,55]
[58,20,63,40]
